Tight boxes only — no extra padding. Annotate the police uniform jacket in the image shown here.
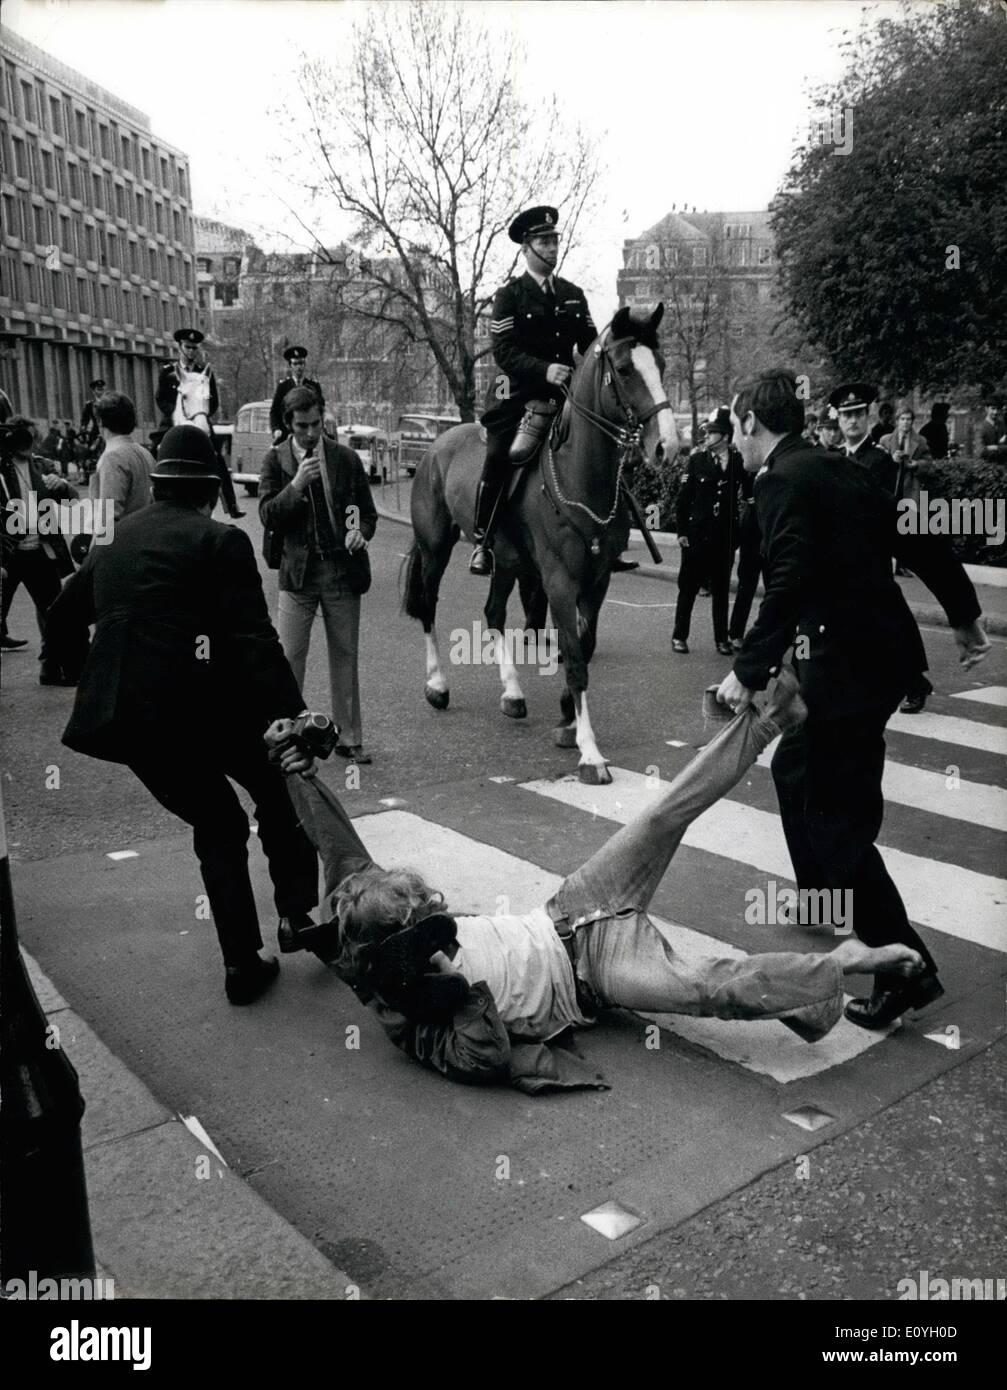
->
[155,361,219,429]
[270,377,325,436]
[675,447,745,549]
[258,436,377,595]
[481,272,596,433]
[733,433,981,719]
[80,399,100,441]
[845,436,899,497]
[46,502,304,764]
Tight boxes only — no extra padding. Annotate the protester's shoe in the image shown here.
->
[899,676,933,715]
[844,971,944,1031]
[762,667,808,732]
[469,544,494,576]
[39,666,77,687]
[699,586,712,597]
[715,640,734,656]
[228,509,246,519]
[611,557,639,572]
[278,912,318,955]
[0,635,29,650]
[894,565,915,578]
[671,638,689,654]
[336,744,372,765]
[225,953,280,1005]
[729,637,744,653]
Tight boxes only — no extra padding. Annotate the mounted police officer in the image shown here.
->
[471,204,597,576]
[155,327,243,518]
[270,345,325,444]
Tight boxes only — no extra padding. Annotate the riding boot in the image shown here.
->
[469,480,499,576]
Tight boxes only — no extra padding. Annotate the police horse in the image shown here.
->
[404,304,679,784]
[172,367,213,434]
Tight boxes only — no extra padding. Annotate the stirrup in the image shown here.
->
[469,544,495,577]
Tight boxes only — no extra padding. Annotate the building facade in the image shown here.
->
[0,26,197,433]
[617,208,795,422]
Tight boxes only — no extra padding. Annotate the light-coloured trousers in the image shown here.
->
[547,708,844,1041]
[277,557,363,748]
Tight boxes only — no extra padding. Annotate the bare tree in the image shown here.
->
[271,1,602,421]
[658,251,728,439]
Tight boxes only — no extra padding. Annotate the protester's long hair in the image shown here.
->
[335,866,466,1019]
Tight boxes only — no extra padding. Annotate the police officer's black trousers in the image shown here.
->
[474,427,517,539]
[127,741,319,967]
[729,518,762,642]
[770,705,936,973]
[673,541,734,645]
[0,547,62,667]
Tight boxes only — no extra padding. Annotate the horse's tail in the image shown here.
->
[401,540,432,627]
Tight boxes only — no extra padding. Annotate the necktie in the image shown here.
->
[543,278,555,304]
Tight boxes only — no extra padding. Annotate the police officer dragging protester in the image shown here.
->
[672,406,745,655]
[270,346,325,444]
[155,327,244,519]
[471,204,597,575]
[45,426,322,1007]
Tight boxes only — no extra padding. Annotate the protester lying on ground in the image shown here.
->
[271,670,925,1095]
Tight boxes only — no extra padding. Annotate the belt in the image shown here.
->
[552,918,603,1016]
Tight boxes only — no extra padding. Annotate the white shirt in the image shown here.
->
[12,457,40,549]
[452,907,593,1040]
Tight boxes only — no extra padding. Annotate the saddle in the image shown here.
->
[509,398,560,465]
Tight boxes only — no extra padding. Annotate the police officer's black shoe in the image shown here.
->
[469,544,494,576]
[843,971,944,1031]
[225,952,280,1005]
[899,676,933,715]
[278,912,317,954]
[716,641,734,656]
[611,557,639,572]
[671,638,689,654]
[0,635,29,650]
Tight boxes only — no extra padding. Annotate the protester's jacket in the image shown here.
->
[481,272,596,432]
[258,436,377,594]
[878,429,931,464]
[0,454,77,575]
[46,500,304,763]
[734,433,981,718]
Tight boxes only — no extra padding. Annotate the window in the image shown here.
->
[68,160,82,201]
[3,191,18,240]
[60,214,74,258]
[757,245,772,266]
[92,172,104,209]
[84,222,97,261]
[99,124,112,160]
[75,108,88,149]
[49,267,63,310]
[55,150,65,197]
[692,245,707,267]
[218,283,238,307]
[12,137,27,180]
[34,204,50,248]
[20,81,35,125]
[197,285,208,310]
[159,154,169,189]
[197,257,212,274]
[116,183,127,220]
[49,95,62,136]
[178,166,188,200]
[120,132,132,172]
[173,208,180,240]
[155,201,165,234]
[166,250,175,287]
[121,283,132,323]
[141,145,151,181]
[41,148,55,189]
[147,245,157,278]
[135,190,145,227]
[3,61,15,116]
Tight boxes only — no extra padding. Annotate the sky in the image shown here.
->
[4,0,918,315]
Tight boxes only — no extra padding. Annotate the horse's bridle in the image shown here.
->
[546,327,671,530]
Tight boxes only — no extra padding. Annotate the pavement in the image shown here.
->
[1,481,1004,1300]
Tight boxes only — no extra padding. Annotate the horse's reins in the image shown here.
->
[546,328,670,530]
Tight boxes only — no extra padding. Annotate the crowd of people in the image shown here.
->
[0,199,995,1095]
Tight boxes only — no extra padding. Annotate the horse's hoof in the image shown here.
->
[578,762,612,786]
[425,685,449,710]
[501,696,527,720]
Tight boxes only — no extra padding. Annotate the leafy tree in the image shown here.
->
[271,1,602,420]
[771,0,1006,396]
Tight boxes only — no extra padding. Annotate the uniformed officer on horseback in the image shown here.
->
[471,205,597,576]
[155,327,243,518]
[270,345,325,444]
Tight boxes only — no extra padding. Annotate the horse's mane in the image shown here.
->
[609,304,663,351]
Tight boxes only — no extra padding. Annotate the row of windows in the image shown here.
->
[3,189,195,292]
[2,251,187,331]
[1,57,188,199]
[5,130,191,242]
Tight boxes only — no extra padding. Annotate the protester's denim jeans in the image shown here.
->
[547,708,843,1039]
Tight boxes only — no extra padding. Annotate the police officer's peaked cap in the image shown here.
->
[828,381,878,412]
[705,405,732,438]
[90,378,106,390]
[509,205,560,244]
[151,425,220,480]
[283,345,308,362]
[173,327,205,346]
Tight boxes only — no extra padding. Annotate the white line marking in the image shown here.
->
[106,850,138,861]
[755,740,1007,832]
[178,1114,228,1166]
[607,599,676,608]
[521,770,1007,954]
[887,711,1007,755]
[350,810,886,1081]
[950,686,1007,708]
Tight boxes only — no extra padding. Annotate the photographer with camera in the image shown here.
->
[45,425,323,1005]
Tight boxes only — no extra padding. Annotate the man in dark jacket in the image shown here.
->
[0,418,79,678]
[716,369,989,1032]
[45,426,319,1005]
[269,346,325,443]
[831,381,899,494]
[672,406,745,655]
[259,387,378,764]
[471,203,597,575]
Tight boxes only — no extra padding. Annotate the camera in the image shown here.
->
[281,711,339,761]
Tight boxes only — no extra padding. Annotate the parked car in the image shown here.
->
[231,399,338,496]
[391,413,461,476]
[337,424,390,482]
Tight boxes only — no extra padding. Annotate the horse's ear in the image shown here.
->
[650,302,665,331]
[610,306,631,340]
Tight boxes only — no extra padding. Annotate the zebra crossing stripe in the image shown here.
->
[886,710,1007,755]
[350,809,885,1083]
[754,741,1007,832]
[950,686,1007,708]
[520,771,1007,954]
